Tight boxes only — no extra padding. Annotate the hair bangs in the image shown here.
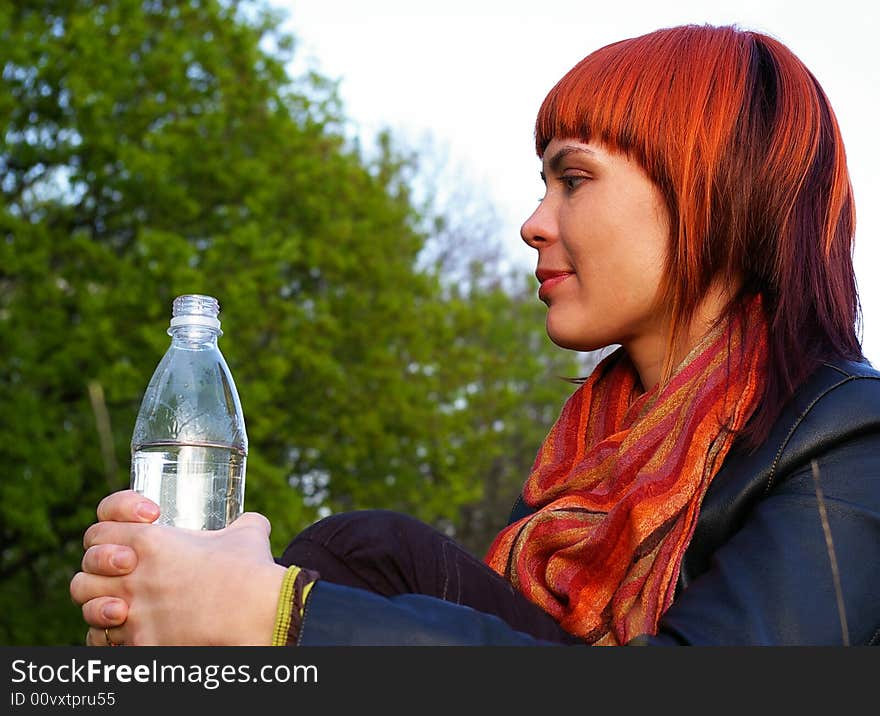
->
[535,26,748,176]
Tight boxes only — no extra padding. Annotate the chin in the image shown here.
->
[545,318,609,353]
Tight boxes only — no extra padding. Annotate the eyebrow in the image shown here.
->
[545,145,599,175]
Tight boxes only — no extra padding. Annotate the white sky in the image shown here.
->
[272,0,879,364]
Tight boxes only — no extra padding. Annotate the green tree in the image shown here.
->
[0,0,581,645]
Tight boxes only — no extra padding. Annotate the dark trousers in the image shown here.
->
[276,509,582,644]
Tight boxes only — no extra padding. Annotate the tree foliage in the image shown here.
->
[0,0,582,645]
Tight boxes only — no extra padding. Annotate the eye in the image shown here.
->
[562,175,588,191]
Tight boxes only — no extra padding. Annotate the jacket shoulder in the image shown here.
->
[683,358,880,578]
[750,358,880,489]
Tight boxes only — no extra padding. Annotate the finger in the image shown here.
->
[88,626,124,647]
[97,490,160,524]
[82,544,137,576]
[81,596,129,628]
[83,520,151,550]
[70,571,127,607]
[227,511,271,535]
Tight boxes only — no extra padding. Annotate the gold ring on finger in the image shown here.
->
[104,627,121,647]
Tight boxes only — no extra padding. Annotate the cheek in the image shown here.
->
[605,207,668,282]
[560,187,670,284]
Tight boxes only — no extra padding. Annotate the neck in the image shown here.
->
[628,279,739,392]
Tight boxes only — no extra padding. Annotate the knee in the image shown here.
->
[287,509,417,557]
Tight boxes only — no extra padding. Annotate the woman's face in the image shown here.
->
[521,137,671,370]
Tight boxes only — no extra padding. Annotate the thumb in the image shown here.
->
[226,512,271,537]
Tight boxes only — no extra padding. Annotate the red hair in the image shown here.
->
[535,24,862,445]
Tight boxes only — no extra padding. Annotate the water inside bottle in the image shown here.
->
[131,443,246,530]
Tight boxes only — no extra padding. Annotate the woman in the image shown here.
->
[71,24,880,646]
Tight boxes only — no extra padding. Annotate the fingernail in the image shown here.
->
[136,501,159,521]
[102,602,123,621]
[110,550,134,571]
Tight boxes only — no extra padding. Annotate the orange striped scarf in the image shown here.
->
[484,302,767,645]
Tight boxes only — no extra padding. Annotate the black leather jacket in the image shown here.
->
[298,359,880,646]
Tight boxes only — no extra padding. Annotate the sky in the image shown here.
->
[270,0,879,363]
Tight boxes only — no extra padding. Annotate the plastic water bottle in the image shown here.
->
[130,294,248,529]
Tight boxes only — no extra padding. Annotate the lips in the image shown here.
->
[536,269,574,301]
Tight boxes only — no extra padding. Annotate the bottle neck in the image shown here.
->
[168,324,221,348]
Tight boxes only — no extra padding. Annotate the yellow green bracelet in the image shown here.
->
[272,565,320,646]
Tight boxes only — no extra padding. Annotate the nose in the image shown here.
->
[520,198,555,251]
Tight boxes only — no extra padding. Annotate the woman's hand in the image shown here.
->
[71,490,157,644]
[70,490,286,646]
